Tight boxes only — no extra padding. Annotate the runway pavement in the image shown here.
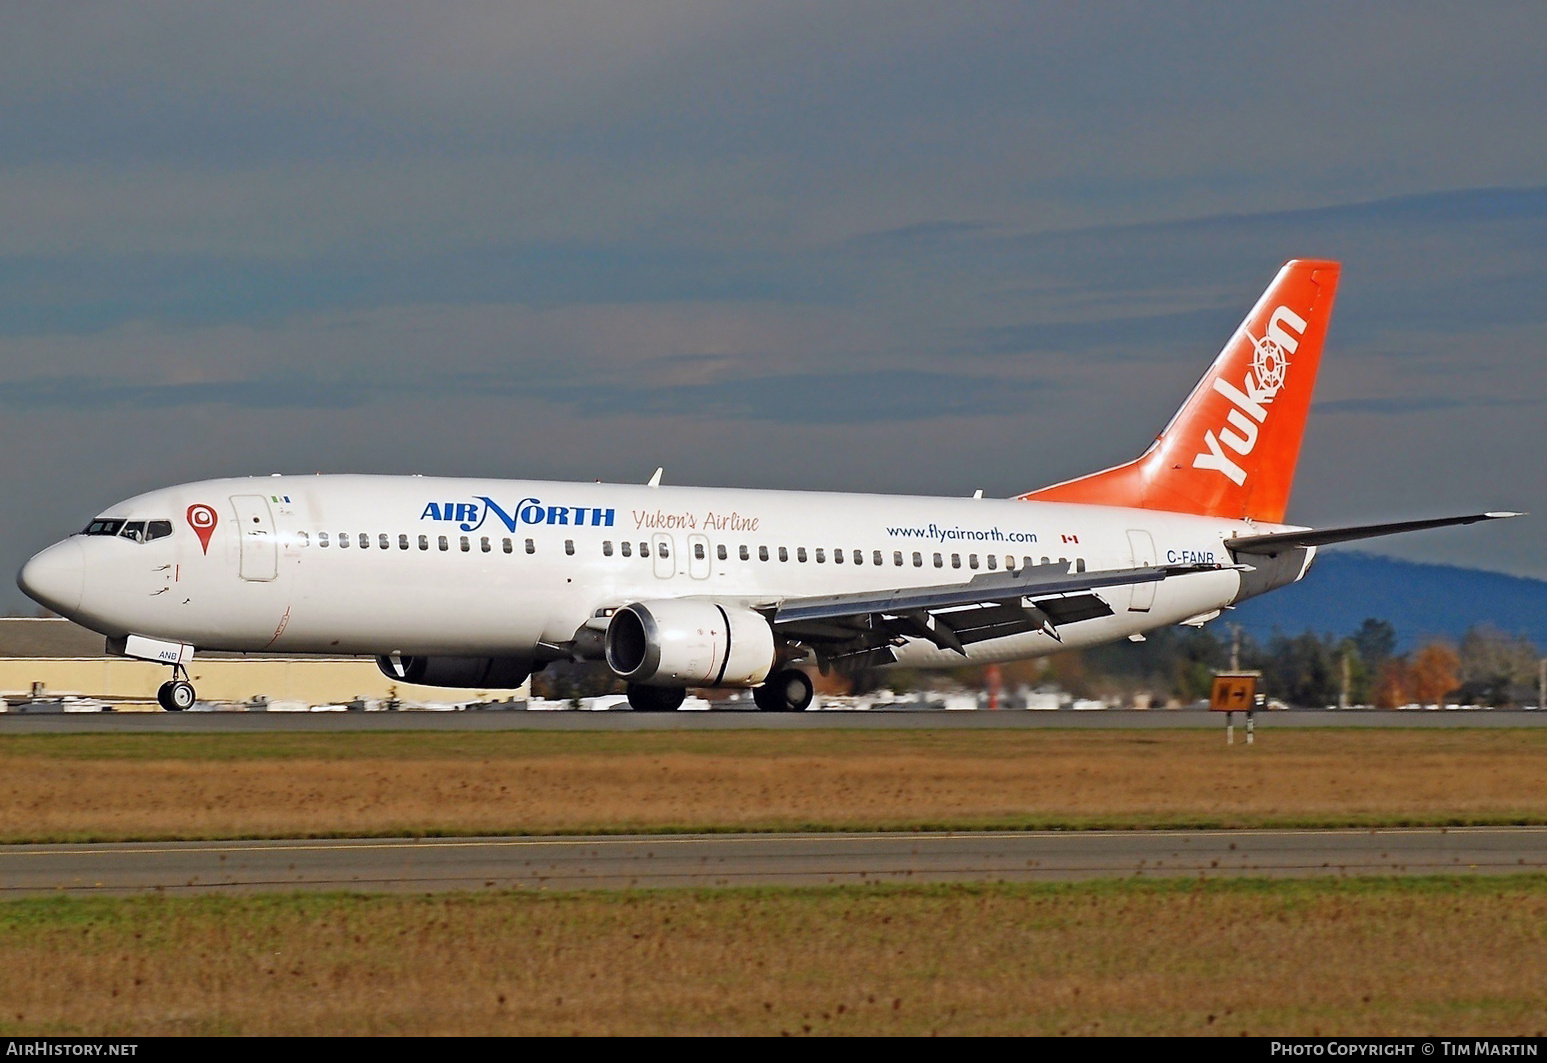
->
[3,827,1543,895]
[1,708,1545,732]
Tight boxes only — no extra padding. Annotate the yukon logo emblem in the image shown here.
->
[1248,329,1290,393]
[1192,306,1307,485]
[187,504,218,554]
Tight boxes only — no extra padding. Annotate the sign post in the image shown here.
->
[1211,671,1261,745]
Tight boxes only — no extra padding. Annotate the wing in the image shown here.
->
[1224,511,1522,555]
[771,561,1229,670]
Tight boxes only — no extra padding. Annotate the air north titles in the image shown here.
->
[421,497,616,533]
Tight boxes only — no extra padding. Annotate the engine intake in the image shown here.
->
[605,600,776,688]
[375,655,531,689]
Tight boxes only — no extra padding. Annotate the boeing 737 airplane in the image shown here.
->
[16,260,1520,711]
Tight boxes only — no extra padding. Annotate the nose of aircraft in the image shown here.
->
[17,540,85,616]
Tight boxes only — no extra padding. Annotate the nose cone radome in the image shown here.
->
[17,540,85,616]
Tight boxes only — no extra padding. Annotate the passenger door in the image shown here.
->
[230,495,279,582]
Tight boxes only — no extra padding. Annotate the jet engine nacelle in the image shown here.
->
[604,600,776,688]
[375,654,532,689]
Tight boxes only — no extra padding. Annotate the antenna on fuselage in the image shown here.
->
[647,467,663,488]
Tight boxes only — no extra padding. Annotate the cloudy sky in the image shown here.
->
[3,1,1545,611]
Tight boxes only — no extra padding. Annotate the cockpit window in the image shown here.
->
[119,521,147,543]
[145,520,173,541]
[82,519,126,536]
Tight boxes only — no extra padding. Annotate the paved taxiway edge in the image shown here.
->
[2,709,1546,732]
[3,827,1544,896]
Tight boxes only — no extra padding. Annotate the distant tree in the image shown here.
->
[1043,650,1092,698]
[1457,625,1539,706]
[1262,631,1340,707]
[1374,658,1414,709]
[1411,642,1461,709]
[1335,639,1373,706]
[1352,618,1397,671]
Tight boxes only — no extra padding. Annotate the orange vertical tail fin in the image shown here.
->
[1019,259,1341,524]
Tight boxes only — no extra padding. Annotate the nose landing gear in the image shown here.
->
[157,666,197,712]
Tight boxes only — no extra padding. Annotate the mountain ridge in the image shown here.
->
[1227,551,1547,651]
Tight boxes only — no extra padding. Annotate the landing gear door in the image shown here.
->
[1126,529,1156,612]
[230,495,279,582]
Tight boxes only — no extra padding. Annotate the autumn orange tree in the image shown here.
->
[1411,641,1461,709]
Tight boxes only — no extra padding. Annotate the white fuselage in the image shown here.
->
[23,475,1292,672]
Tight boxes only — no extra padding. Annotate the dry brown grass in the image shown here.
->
[1,878,1545,1035]
[1,729,1546,840]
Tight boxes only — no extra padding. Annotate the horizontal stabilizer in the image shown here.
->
[1225,512,1523,555]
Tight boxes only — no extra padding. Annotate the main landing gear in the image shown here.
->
[753,668,814,712]
[626,684,686,712]
[157,666,196,712]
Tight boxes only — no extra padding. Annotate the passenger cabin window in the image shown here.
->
[969,554,979,569]
[298,531,310,548]
[933,553,943,568]
[797,547,808,563]
[893,551,903,566]
[418,535,428,551]
[565,540,575,556]
[603,541,614,557]
[481,537,491,553]
[339,533,350,549]
[739,545,749,561]
[319,532,330,547]
[779,546,788,562]
[399,534,409,550]
[912,552,922,567]
[815,549,826,563]
[356,533,367,549]
[717,544,728,560]
[525,539,535,554]
[855,550,864,565]
[621,541,632,557]
[503,538,513,554]
[874,550,884,566]
[438,536,448,552]
[759,546,769,561]
[460,536,470,552]
[694,543,705,560]
[640,542,651,558]
[951,553,961,569]
[658,541,669,558]
[379,534,390,550]
[833,548,842,564]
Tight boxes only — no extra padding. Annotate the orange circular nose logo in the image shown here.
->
[187,504,218,554]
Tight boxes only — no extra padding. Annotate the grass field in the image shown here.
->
[0,877,1542,1035]
[0,729,1545,841]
